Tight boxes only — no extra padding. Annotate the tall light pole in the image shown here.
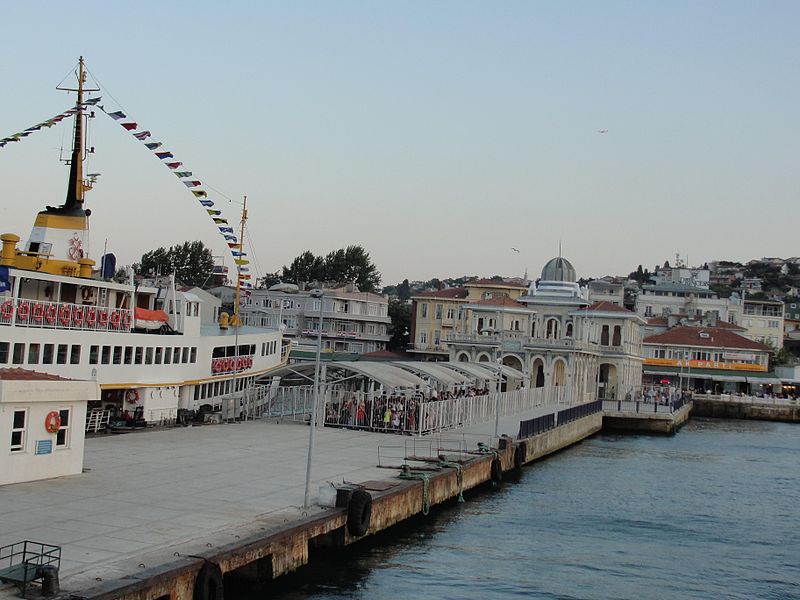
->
[303,289,324,508]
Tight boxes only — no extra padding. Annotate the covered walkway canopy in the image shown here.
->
[271,360,429,393]
[394,361,473,388]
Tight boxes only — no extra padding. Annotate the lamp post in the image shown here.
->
[303,288,324,509]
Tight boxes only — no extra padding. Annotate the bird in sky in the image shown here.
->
[511,247,520,253]
[597,129,608,134]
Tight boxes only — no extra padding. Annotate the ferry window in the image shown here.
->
[155,347,163,364]
[124,346,133,364]
[13,343,24,365]
[164,348,172,364]
[135,347,143,365]
[10,409,27,453]
[28,343,40,364]
[89,345,98,365]
[57,344,69,365]
[101,346,111,365]
[190,347,197,363]
[0,342,8,364]
[261,342,265,356]
[71,345,81,365]
[174,347,180,363]
[194,386,200,401]
[56,409,70,448]
[112,346,122,365]
[183,347,189,364]
[145,348,153,365]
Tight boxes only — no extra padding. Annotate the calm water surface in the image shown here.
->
[264,419,799,600]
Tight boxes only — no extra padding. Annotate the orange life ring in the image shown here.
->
[110,311,122,329]
[125,389,139,404]
[45,411,61,434]
[45,304,57,324]
[31,303,44,322]
[86,306,97,326]
[73,306,84,324]
[59,305,72,325]
[16,302,29,322]
[1,300,13,320]
[98,309,108,327]
[122,312,132,330]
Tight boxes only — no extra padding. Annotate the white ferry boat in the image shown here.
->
[0,59,286,425]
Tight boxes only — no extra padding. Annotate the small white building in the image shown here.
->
[1,369,99,486]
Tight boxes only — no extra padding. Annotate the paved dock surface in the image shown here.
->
[0,405,556,597]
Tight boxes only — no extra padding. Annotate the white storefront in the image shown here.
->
[1,370,99,486]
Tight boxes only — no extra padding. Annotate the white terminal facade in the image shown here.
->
[412,257,646,400]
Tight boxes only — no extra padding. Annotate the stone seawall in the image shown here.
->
[692,398,800,423]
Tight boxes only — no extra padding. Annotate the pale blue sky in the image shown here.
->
[1,1,798,286]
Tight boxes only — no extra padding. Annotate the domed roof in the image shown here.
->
[541,256,576,283]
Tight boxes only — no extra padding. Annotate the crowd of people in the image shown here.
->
[323,386,492,434]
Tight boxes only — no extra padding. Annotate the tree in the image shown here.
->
[257,271,282,289]
[397,279,411,301]
[387,299,411,350]
[281,251,326,284]
[281,245,382,292]
[135,241,214,288]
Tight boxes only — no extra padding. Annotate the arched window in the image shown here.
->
[601,325,610,345]
[565,322,573,338]
[531,320,537,338]
[612,325,622,346]
[546,318,559,339]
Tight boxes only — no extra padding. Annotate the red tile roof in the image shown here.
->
[0,368,73,381]
[643,326,770,351]
[467,279,528,289]
[647,317,668,326]
[472,296,526,308]
[583,301,633,313]
[414,287,468,299]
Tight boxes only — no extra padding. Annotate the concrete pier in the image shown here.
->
[691,396,800,423]
[602,401,692,435]
[0,403,603,600]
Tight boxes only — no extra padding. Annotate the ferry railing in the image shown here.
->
[0,297,132,333]
[85,409,111,433]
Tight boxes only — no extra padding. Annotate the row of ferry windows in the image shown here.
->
[0,342,197,366]
[193,376,255,401]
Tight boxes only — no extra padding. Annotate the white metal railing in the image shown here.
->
[0,297,132,333]
[602,400,680,414]
[698,393,799,406]
[85,409,111,433]
[262,384,581,436]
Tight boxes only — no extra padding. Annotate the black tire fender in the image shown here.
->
[347,489,373,537]
[193,562,224,600]
[513,443,526,473]
[490,457,503,487]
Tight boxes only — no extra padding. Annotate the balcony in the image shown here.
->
[447,332,591,352]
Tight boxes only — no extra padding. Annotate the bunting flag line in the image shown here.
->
[1,105,84,150]
[97,104,246,276]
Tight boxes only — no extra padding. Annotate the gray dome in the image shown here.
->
[541,257,576,283]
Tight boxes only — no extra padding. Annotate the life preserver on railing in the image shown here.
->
[31,303,44,322]
[73,306,84,324]
[122,312,132,330]
[97,309,108,327]
[86,306,97,326]
[1,300,13,319]
[16,302,29,322]
[110,311,122,329]
[125,389,140,404]
[45,411,61,434]
[59,305,72,325]
[45,304,57,324]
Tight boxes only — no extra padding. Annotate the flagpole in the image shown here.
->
[233,195,247,326]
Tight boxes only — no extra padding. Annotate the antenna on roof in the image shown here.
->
[558,240,562,259]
